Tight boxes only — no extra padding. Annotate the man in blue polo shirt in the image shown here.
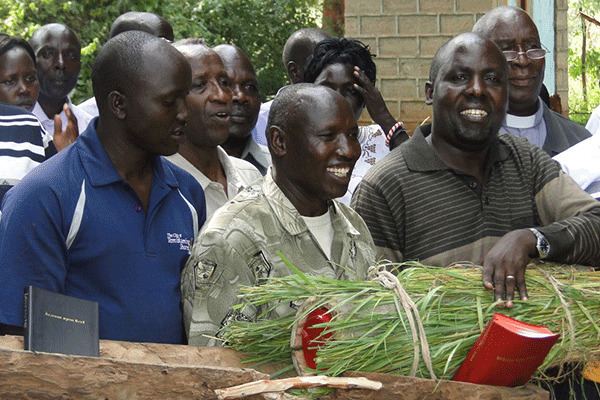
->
[0,31,206,344]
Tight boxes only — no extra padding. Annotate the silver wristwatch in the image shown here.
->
[528,228,550,259]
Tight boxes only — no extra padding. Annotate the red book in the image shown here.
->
[453,313,560,387]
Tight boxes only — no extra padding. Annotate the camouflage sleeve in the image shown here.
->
[181,230,257,346]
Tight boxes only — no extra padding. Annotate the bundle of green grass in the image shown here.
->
[222,261,600,382]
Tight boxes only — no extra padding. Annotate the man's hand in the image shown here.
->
[482,229,538,307]
[53,103,79,152]
[352,66,397,133]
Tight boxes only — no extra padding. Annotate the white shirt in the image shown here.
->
[339,124,390,205]
[301,210,334,259]
[32,98,93,138]
[251,100,272,146]
[586,105,600,136]
[78,97,99,118]
[554,134,600,200]
[167,146,263,222]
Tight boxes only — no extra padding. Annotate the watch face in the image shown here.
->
[530,228,550,259]
[538,236,550,258]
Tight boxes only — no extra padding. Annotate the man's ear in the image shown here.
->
[108,90,127,120]
[425,81,434,105]
[268,125,287,157]
[287,61,300,84]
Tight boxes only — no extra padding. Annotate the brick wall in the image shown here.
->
[345,0,570,130]
[554,0,569,111]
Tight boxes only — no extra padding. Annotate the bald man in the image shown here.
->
[0,31,206,343]
[79,11,175,116]
[473,6,590,156]
[213,44,271,175]
[30,23,92,140]
[181,84,375,346]
[252,28,332,146]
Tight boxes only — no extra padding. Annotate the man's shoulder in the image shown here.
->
[1,144,85,217]
[362,144,407,185]
[203,186,269,231]
[195,186,272,255]
[0,106,45,146]
[498,132,554,161]
[160,158,206,201]
[545,107,591,141]
[228,155,263,185]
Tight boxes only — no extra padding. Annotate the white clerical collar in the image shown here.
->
[505,113,537,129]
[505,99,544,129]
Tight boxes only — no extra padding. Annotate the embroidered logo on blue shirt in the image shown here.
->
[166,232,192,252]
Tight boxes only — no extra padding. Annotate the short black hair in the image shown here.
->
[303,38,376,83]
[428,38,454,83]
[282,28,331,68]
[109,11,173,40]
[0,35,36,66]
[268,84,306,137]
[91,31,159,111]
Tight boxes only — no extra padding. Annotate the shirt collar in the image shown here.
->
[216,145,243,190]
[32,97,74,122]
[402,124,510,172]
[503,98,544,129]
[77,117,178,188]
[241,138,271,170]
[263,168,360,237]
[167,147,245,192]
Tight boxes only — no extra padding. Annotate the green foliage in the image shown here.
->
[567,0,600,124]
[0,0,322,103]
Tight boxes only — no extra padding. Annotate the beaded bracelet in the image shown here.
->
[385,121,404,147]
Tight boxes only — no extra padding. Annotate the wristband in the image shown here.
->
[385,121,404,147]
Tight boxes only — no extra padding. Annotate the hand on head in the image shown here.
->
[352,66,397,133]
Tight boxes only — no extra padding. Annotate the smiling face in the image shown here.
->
[427,35,508,150]
[475,9,544,116]
[124,42,191,156]
[313,62,364,121]
[0,47,39,111]
[182,47,232,147]
[214,45,260,140]
[277,87,361,213]
[30,24,81,101]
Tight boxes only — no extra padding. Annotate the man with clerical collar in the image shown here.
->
[0,31,206,343]
[168,39,262,222]
[181,84,375,346]
[352,33,600,307]
[213,44,271,175]
[30,23,92,138]
[472,6,590,156]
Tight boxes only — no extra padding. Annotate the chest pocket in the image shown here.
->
[248,251,273,285]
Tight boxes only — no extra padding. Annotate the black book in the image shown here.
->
[23,286,99,357]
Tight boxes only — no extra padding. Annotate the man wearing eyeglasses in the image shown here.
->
[473,6,590,156]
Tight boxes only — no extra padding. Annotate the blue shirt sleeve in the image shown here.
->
[0,179,69,326]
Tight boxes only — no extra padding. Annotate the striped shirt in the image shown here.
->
[0,104,47,203]
[351,125,600,267]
